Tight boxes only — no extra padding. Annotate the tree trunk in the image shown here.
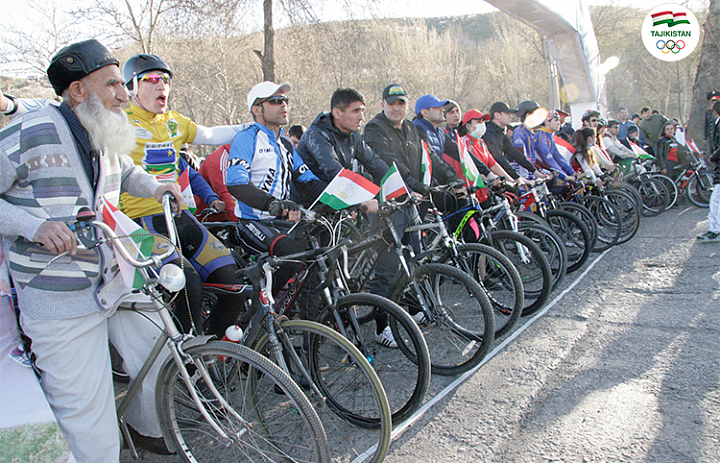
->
[688,0,720,148]
[261,0,275,82]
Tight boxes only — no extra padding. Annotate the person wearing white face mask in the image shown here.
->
[459,109,516,207]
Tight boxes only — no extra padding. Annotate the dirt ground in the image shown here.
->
[387,204,720,463]
[120,203,720,463]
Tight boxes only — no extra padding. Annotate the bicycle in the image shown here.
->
[345,198,496,376]
[70,194,330,463]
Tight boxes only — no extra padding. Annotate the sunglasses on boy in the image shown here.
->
[139,72,171,84]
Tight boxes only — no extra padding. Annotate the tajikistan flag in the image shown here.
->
[629,141,653,160]
[101,198,155,289]
[177,168,197,214]
[456,133,485,189]
[318,169,380,210]
[420,140,432,186]
[652,10,690,27]
[380,162,409,202]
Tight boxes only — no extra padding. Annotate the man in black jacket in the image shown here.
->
[297,88,388,188]
[364,84,461,196]
[483,101,542,182]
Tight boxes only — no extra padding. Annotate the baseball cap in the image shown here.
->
[415,94,449,114]
[247,81,292,112]
[462,109,490,125]
[47,39,119,96]
[515,100,539,118]
[382,84,409,103]
[489,102,517,115]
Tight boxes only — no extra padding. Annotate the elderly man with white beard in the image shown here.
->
[0,40,182,462]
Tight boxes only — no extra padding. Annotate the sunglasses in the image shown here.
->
[139,72,171,84]
[590,118,599,123]
[260,95,289,105]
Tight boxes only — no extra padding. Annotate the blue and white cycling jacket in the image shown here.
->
[226,123,320,220]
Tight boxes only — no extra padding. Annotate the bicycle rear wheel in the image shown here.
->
[559,202,598,252]
[390,263,495,376]
[317,293,431,424]
[603,189,641,245]
[254,319,392,463]
[156,340,330,463]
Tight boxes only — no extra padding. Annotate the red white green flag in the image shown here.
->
[420,140,432,186]
[318,168,380,210]
[177,168,197,214]
[380,162,409,202]
[456,133,485,189]
[101,197,155,289]
[554,135,576,163]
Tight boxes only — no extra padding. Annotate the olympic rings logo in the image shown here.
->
[656,39,686,54]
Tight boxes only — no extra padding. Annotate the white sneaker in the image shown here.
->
[374,326,398,348]
[412,311,428,325]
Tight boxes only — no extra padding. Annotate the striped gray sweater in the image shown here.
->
[0,105,160,319]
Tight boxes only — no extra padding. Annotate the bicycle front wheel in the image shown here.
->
[390,263,495,376]
[254,319,392,463]
[317,293,431,424]
[156,340,330,463]
[687,171,713,207]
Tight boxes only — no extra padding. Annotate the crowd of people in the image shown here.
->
[0,38,717,463]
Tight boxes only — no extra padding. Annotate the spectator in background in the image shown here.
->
[616,107,636,141]
[287,124,305,148]
[639,106,668,153]
[556,109,574,141]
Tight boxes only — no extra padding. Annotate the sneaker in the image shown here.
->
[374,326,398,348]
[10,344,31,368]
[697,231,720,242]
[411,311,429,325]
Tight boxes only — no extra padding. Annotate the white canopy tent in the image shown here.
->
[484,0,605,128]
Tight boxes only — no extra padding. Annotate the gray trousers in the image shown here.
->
[20,308,169,463]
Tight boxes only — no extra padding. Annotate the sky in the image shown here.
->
[1,0,709,76]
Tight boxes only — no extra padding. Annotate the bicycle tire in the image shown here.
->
[609,181,644,211]
[633,175,668,216]
[517,222,567,290]
[644,173,679,209]
[686,171,713,207]
[110,341,130,383]
[545,209,591,273]
[559,202,598,251]
[430,243,524,338]
[603,189,641,245]
[253,319,392,463]
[389,263,495,376]
[317,293,431,424]
[579,195,622,251]
[486,229,553,316]
[156,340,330,463]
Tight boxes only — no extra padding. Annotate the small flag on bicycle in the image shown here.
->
[380,162,409,202]
[177,167,197,214]
[687,139,701,154]
[101,198,155,289]
[456,133,485,189]
[317,168,380,210]
[421,140,432,186]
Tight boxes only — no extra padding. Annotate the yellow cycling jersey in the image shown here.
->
[120,104,198,218]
